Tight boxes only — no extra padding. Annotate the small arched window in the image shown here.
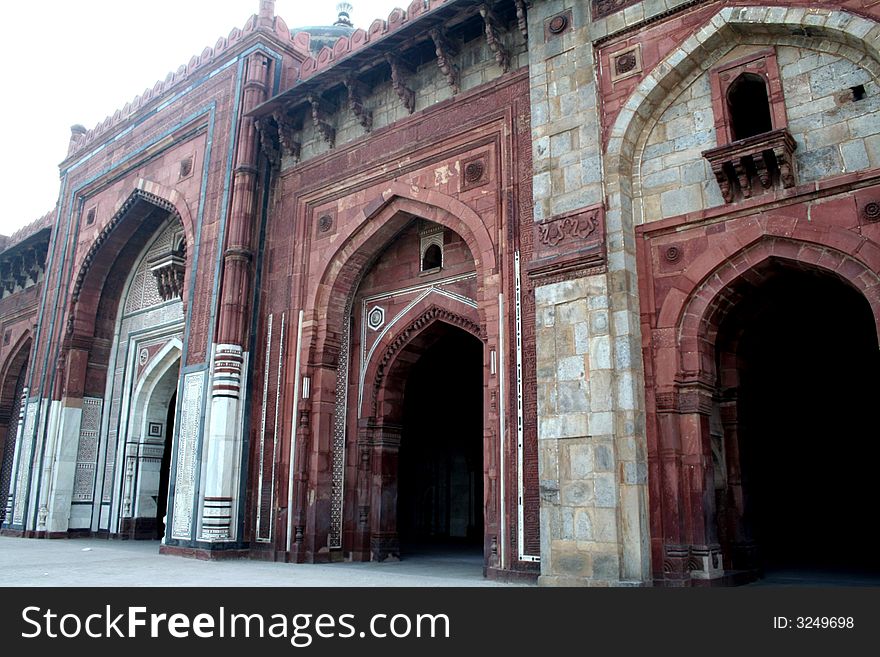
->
[422,243,442,271]
[727,73,773,140]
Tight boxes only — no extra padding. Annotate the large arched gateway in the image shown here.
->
[713,262,880,576]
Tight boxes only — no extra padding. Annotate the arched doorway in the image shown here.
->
[397,326,484,556]
[0,342,29,524]
[157,390,176,540]
[119,347,181,540]
[714,263,880,579]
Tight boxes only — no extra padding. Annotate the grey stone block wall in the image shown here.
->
[636,44,880,223]
[529,0,650,586]
[780,46,880,180]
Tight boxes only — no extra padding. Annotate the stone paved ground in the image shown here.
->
[0,537,530,587]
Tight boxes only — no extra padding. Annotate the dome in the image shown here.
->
[292,3,356,55]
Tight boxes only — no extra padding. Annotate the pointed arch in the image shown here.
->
[129,338,183,444]
[606,6,880,168]
[308,184,496,366]
[361,301,484,420]
[0,332,32,415]
[654,224,880,391]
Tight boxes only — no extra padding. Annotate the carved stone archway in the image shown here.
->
[354,309,485,563]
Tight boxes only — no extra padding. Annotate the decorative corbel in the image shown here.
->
[344,77,373,132]
[255,117,281,170]
[514,0,529,39]
[22,248,39,283]
[480,3,510,72]
[0,260,14,295]
[308,94,336,147]
[430,28,459,95]
[272,110,302,163]
[385,54,415,114]
[11,255,27,288]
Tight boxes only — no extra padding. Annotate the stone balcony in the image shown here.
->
[702,128,798,203]
[148,252,186,301]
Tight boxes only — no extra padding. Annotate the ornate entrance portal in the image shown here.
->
[715,265,880,576]
[639,214,880,585]
[395,326,484,556]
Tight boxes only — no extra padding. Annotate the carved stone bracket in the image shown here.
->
[430,28,459,95]
[345,77,373,132]
[148,251,186,301]
[272,110,302,163]
[514,0,529,39]
[480,3,510,73]
[308,94,336,147]
[0,238,49,298]
[386,54,416,114]
[702,128,797,204]
[527,204,606,282]
[255,117,281,170]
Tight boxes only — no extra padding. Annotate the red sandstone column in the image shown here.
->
[199,50,271,543]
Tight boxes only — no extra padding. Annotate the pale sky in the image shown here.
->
[0,0,404,236]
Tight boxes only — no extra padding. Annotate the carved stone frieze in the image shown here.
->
[527,204,606,282]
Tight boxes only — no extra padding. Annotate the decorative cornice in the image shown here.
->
[255,117,281,170]
[309,94,336,147]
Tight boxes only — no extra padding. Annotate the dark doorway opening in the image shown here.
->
[727,73,773,140]
[0,360,27,525]
[156,390,176,540]
[397,327,483,557]
[719,264,880,579]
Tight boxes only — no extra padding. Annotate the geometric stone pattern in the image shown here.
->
[329,297,353,549]
[0,378,26,523]
[256,312,285,543]
[12,401,36,525]
[171,372,204,540]
[72,397,102,502]
[123,223,181,316]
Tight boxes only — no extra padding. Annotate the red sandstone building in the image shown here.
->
[1,0,878,585]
